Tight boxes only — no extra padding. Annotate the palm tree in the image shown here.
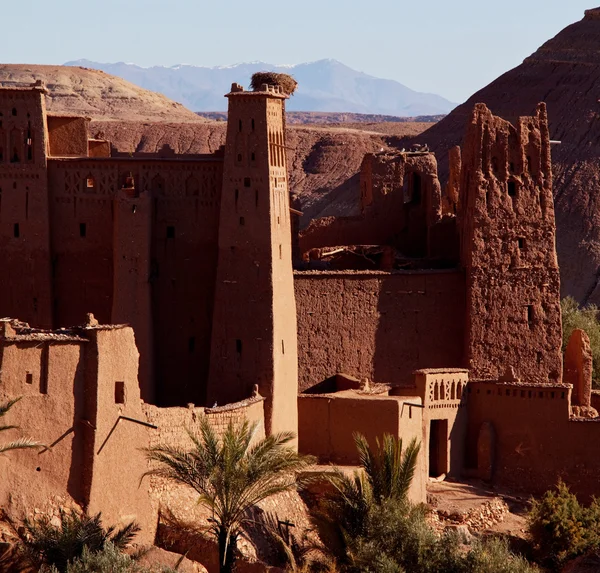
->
[19,510,139,572]
[311,433,420,564]
[144,418,315,573]
[0,397,41,454]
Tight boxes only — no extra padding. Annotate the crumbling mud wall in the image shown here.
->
[299,151,443,259]
[460,104,562,383]
[295,269,465,391]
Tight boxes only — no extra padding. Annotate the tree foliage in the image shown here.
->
[20,510,139,573]
[561,296,600,387]
[528,480,600,569]
[144,418,314,573]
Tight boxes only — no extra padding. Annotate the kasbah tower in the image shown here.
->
[208,81,298,439]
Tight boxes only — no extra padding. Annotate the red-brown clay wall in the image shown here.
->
[84,326,155,543]
[48,161,115,326]
[47,158,222,405]
[295,270,465,391]
[47,116,89,157]
[298,393,426,503]
[0,88,53,328]
[0,333,87,516]
[299,152,442,258]
[467,381,600,499]
[149,160,221,406]
[460,104,562,383]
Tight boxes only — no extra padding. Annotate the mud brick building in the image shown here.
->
[1,77,599,538]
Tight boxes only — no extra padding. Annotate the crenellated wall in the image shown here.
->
[466,380,600,499]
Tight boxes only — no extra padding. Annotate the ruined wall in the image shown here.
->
[47,116,89,157]
[299,152,443,259]
[459,104,562,383]
[295,270,465,391]
[467,380,600,499]
[0,86,53,328]
[298,392,426,503]
[143,398,265,517]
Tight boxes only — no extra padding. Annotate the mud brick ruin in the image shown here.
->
[0,77,599,539]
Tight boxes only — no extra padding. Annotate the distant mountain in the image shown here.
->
[64,59,456,116]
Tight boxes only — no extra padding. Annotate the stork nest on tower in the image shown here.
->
[250,72,297,95]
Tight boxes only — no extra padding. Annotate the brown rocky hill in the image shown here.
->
[419,7,600,305]
[0,64,201,122]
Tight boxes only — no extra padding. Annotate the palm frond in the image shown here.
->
[0,397,22,418]
[0,437,41,454]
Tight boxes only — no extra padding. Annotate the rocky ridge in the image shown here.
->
[419,7,600,305]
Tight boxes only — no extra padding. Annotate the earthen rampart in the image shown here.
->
[295,269,465,391]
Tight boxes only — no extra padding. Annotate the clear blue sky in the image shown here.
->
[1,0,594,103]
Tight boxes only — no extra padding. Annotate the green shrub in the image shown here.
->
[528,480,600,568]
[561,296,600,387]
[20,510,139,572]
[44,543,178,573]
[464,538,538,573]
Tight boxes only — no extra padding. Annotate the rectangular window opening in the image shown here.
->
[115,381,125,404]
[518,237,525,250]
[26,372,33,385]
[526,305,534,327]
[281,339,285,354]
[239,216,245,226]
[236,339,242,354]
[79,223,87,238]
[13,223,19,238]
[508,180,517,197]
[166,226,175,239]
[244,177,251,188]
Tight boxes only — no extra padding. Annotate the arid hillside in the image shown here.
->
[420,8,600,305]
[0,64,201,122]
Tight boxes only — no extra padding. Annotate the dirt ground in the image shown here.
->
[427,478,530,539]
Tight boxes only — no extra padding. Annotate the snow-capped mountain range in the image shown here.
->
[64,59,456,116]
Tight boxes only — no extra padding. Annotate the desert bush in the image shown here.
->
[463,537,538,573]
[19,509,139,572]
[345,498,465,573]
[561,296,600,386]
[44,543,178,573]
[528,480,600,568]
